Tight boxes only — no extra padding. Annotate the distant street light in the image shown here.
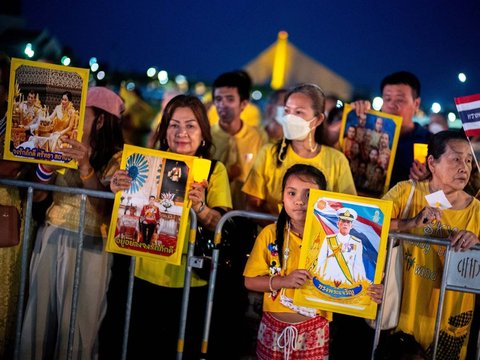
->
[431,102,441,113]
[458,73,467,83]
[61,56,71,66]
[24,43,34,58]
[372,96,383,111]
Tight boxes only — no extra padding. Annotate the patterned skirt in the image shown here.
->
[257,312,329,360]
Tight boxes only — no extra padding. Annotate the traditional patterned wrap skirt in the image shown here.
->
[256,312,329,360]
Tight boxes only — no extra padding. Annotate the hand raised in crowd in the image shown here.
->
[110,169,132,193]
[59,137,92,175]
[449,230,479,252]
[409,160,429,182]
[349,100,371,119]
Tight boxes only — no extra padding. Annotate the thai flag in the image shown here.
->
[454,94,480,137]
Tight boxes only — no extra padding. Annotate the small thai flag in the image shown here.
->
[454,94,480,137]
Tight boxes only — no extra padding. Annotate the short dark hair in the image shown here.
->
[426,129,469,176]
[212,70,251,101]
[427,129,468,160]
[267,88,288,105]
[380,71,421,99]
[62,91,73,102]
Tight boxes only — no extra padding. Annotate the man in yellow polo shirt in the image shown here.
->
[211,70,267,210]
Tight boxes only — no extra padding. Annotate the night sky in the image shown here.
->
[21,0,480,112]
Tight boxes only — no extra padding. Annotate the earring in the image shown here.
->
[308,132,318,153]
[201,140,205,147]
[162,138,167,145]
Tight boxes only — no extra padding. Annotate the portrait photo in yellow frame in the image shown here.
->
[338,104,402,197]
[106,144,211,265]
[4,58,89,168]
[293,189,392,319]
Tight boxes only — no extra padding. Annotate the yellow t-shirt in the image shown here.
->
[211,121,267,210]
[208,103,261,128]
[46,151,122,237]
[242,143,357,215]
[243,223,331,319]
[135,161,232,287]
[383,180,479,358]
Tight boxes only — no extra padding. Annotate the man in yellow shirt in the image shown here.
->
[211,70,267,209]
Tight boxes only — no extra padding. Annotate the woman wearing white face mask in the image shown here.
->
[243,83,356,215]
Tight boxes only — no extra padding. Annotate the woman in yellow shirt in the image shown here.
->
[383,130,480,359]
[108,95,232,359]
[242,83,356,216]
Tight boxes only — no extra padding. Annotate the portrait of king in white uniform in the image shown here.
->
[315,207,367,287]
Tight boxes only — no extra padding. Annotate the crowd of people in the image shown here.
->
[0,51,479,360]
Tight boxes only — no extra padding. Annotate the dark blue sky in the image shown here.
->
[22,0,480,112]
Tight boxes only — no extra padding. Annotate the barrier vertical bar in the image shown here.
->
[177,208,197,360]
[120,256,136,360]
[371,235,397,360]
[199,210,276,358]
[13,186,33,360]
[66,194,87,360]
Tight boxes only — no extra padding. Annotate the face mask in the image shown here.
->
[281,114,315,140]
[274,106,284,124]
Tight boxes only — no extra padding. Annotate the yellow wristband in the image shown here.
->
[80,167,95,181]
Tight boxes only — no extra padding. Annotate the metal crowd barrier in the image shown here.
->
[372,233,480,360]
[2,176,479,360]
[197,210,277,359]
[0,178,114,360]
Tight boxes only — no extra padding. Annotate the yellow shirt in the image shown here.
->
[242,143,357,215]
[383,180,479,359]
[135,161,232,287]
[244,224,331,319]
[46,151,122,237]
[208,103,261,127]
[211,121,267,210]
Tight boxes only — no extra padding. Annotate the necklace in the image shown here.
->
[283,222,291,271]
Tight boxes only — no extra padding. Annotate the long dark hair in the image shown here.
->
[152,94,212,159]
[275,164,327,268]
[275,83,327,166]
[89,108,124,171]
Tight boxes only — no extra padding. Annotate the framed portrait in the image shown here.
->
[338,104,402,197]
[3,58,89,168]
[293,189,393,319]
[106,144,211,265]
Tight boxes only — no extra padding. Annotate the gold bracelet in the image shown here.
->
[269,274,278,293]
[80,167,95,181]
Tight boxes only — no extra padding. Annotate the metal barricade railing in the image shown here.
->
[0,178,114,360]
[3,176,479,360]
[197,210,276,359]
[372,233,480,360]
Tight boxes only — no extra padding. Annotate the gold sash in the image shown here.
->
[327,235,354,284]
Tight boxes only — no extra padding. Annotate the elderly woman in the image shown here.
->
[383,130,480,359]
